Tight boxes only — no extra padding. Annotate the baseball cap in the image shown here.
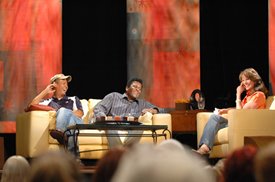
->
[50,74,72,84]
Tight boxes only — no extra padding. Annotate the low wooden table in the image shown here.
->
[170,109,207,149]
[66,122,171,156]
[170,110,206,133]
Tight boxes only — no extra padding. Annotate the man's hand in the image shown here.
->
[28,83,56,106]
[141,108,158,115]
[73,110,84,119]
[45,83,57,95]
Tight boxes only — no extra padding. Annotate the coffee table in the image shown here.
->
[65,122,171,156]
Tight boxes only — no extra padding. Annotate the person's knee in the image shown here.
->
[209,114,220,123]
[57,107,71,115]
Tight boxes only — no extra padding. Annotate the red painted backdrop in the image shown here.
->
[127,0,200,108]
[0,0,62,129]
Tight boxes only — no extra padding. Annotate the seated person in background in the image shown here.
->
[93,78,165,148]
[196,68,268,155]
[1,155,30,182]
[27,74,83,156]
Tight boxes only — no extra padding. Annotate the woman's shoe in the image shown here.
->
[196,144,210,155]
[191,149,210,160]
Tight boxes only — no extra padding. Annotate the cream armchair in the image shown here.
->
[196,96,275,158]
[16,99,172,159]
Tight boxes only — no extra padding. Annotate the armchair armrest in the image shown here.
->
[152,113,172,132]
[228,109,275,152]
[16,111,56,158]
[152,113,172,139]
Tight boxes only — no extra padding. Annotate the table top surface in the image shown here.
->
[67,122,168,131]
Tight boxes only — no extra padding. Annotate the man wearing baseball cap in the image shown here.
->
[27,73,84,157]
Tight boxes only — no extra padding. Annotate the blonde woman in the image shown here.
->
[1,155,30,182]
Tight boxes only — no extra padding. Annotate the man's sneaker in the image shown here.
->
[50,129,68,145]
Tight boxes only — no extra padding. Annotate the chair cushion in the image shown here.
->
[80,99,89,124]
[266,96,275,110]
[214,127,228,145]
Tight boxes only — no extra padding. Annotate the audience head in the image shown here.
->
[156,138,185,151]
[255,142,275,182]
[222,145,258,182]
[0,155,30,182]
[92,147,127,182]
[27,150,81,182]
[111,142,214,182]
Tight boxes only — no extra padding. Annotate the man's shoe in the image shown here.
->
[50,129,67,145]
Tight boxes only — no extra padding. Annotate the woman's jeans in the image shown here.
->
[199,114,228,149]
[56,108,83,156]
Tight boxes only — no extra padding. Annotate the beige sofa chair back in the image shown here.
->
[16,98,172,159]
[266,96,275,109]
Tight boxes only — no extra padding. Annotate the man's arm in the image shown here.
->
[73,96,84,118]
[28,84,56,107]
[93,93,114,118]
[73,110,84,118]
[141,100,165,115]
[141,108,158,115]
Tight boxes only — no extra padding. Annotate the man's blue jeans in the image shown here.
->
[199,114,228,149]
[56,108,83,156]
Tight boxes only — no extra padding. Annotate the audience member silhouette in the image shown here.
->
[255,142,275,182]
[111,142,215,182]
[92,147,127,182]
[221,145,258,182]
[27,150,81,182]
[1,155,30,182]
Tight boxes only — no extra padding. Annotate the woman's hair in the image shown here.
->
[92,147,127,182]
[255,142,275,182]
[239,68,269,97]
[222,145,258,182]
[1,155,30,182]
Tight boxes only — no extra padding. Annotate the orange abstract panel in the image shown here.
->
[0,0,62,123]
[127,0,200,108]
[0,61,3,91]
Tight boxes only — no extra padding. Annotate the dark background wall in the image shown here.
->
[62,1,127,99]
[200,0,269,109]
[63,0,269,110]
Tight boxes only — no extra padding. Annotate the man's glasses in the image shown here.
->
[130,85,142,91]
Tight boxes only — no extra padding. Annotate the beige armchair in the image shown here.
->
[16,99,172,159]
[196,96,275,158]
